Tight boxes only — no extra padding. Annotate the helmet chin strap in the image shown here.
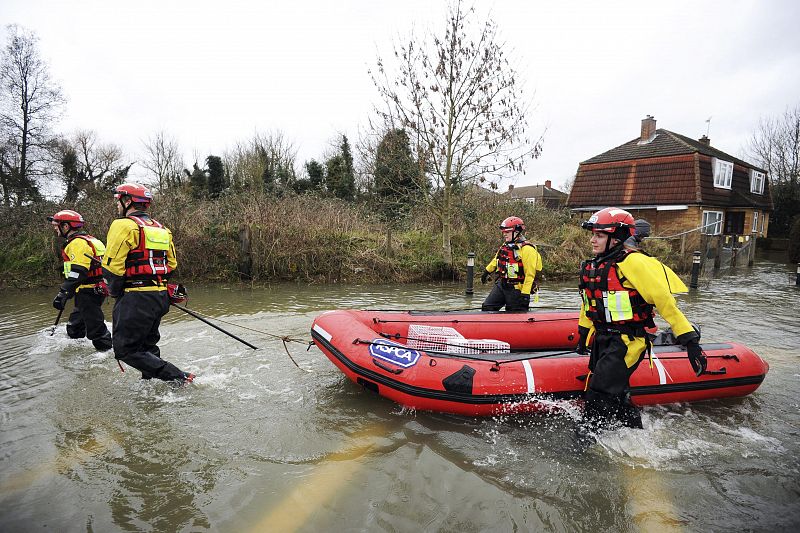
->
[597,237,624,261]
[119,196,133,216]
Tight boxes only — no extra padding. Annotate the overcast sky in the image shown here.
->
[2,0,799,191]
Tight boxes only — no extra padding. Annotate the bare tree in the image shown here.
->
[56,130,131,202]
[225,131,297,193]
[748,105,800,188]
[141,130,185,191]
[369,1,542,264]
[0,25,66,205]
[747,104,800,235]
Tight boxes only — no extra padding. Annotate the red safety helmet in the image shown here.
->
[113,183,153,205]
[500,216,525,233]
[581,207,635,240]
[47,209,85,229]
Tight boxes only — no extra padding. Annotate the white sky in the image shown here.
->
[2,0,799,191]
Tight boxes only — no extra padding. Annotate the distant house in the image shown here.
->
[567,116,773,239]
[506,180,568,209]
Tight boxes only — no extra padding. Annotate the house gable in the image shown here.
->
[568,118,773,213]
[569,155,698,207]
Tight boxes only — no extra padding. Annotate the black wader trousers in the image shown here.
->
[112,290,185,381]
[67,290,112,351]
[481,280,530,312]
[582,331,645,430]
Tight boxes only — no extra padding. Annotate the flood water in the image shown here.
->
[1,258,799,532]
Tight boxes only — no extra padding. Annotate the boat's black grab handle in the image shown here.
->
[372,358,403,375]
[702,367,727,375]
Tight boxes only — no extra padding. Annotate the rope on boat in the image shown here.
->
[372,316,578,324]
[379,332,513,352]
[354,337,576,366]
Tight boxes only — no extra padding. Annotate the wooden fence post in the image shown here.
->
[238,224,252,280]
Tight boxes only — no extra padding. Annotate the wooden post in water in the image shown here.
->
[239,224,252,280]
[465,252,475,295]
[714,235,723,269]
[690,251,701,290]
[748,236,756,266]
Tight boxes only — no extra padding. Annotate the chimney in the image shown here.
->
[508,184,514,191]
[698,135,710,146]
[639,115,656,144]
[544,180,552,188]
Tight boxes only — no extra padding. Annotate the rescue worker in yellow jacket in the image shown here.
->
[576,207,706,432]
[102,183,194,383]
[49,210,112,351]
[481,216,543,312]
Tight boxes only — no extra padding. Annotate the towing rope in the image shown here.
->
[177,306,312,372]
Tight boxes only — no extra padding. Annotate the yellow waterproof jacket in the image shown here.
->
[102,214,177,294]
[486,243,543,295]
[578,252,694,338]
[61,234,106,294]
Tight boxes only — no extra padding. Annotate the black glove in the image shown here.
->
[480,270,491,284]
[576,325,590,355]
[519,293,530,309]
[104,273,125,298]
[685,339,707,376]
[52,290,69,310]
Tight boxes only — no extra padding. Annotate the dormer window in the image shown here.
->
[750,169,765,194]
[713,158,733,189]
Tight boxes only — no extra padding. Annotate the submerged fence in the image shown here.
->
[649,221,758,288]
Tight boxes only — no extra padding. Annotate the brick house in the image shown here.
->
[567,116,773,240]
[505,180,568,209]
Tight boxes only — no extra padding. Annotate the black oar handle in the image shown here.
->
[49,308,64,336]
[171,302,258,350]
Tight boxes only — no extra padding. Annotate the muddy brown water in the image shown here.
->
[1,258,798,531]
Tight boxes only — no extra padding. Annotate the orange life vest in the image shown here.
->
[61,233,104,283]
[497,242,535,283]
[124,215,172,281]
[579,249,655,327]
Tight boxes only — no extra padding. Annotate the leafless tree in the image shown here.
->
[747,105,800,187]
[0,24,66,205]
[747,104,800,236]
[141,130,185,191]
[224,131,297,192]
[56,129,131,202]
[369,1,542,264]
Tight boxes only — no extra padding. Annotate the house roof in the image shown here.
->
[569,155,700,207]
[568,129,772,211]
[581,129,765,172]
[505,184,568,200]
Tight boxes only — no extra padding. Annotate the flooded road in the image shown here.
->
[1,258,799,532]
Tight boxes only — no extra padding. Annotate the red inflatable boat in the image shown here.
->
[311,309,769,416]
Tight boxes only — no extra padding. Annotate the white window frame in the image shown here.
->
[752,211,759,233]
[525,197,536,204]
[702,210,723,235]
[713,158,733,189]
[750,169,765,194]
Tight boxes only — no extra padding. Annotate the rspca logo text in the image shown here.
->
[369,339,421,368]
